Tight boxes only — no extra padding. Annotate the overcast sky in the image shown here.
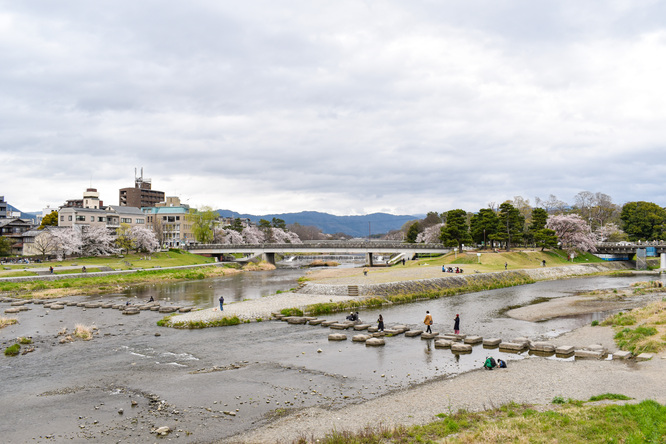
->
[3,1,666,216]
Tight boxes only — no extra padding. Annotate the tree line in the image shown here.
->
[393,192,666,254]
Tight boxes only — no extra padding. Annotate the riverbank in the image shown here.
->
[228,324,666,444]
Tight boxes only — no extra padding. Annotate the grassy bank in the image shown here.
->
[0,250,214,277]
[301,397,665,443]
[0,251,244,299]
[407,249,603,272]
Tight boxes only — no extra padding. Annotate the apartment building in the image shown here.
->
[119,169,165,208]
[143,202,194,247]
[58,205,146,229]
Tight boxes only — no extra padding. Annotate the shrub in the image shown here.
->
[281,308,304,317]
[589,393,632,402]
[4,343,20,356]
[73,324,93,340]
[552,396,565,404]
[591,320,599,326]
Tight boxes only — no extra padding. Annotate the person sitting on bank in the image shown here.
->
[484,356,497,370]
[497,358,507,368]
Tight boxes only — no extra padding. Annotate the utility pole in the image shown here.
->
[368,222,371,240]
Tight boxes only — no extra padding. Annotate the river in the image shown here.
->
[0,268,662,443]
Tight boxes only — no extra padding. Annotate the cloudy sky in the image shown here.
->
[3,1,666,216]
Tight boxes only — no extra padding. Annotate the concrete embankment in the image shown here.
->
[296,262,635,297]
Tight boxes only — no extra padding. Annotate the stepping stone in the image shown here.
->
[353,324,371,331]
[464,336,483,345]
[434,339,453,348]
[66,302,78,306]
[273,314,285,320]
[4,307,21,314]
[367,326,379,333]
[330,323,350,330]
[178,307,192,313]
[512,337,531,347]
[10,301,28,306]
[371,332,386,337]
[287,317,307,324]
[50,305,65,310]
[555,346,575,356]
[308,319,324,325]
[613,351,632,360]
[304,317,317,321]
[84,303,102,308]
[150,306,160,311]
[384,329,402,335]
[158,307,178,313]
[575,349,604,359]
[530,342,556,353]
[440,334,461,341]
[101,304,114,308]
[33,300,45,304]
[391,324,410,332]
[271,312,282,318]
[328,333,347,341]
[586,344,607,354]
[448,333,467,340]
[635,353,654,361]
[451,343,473,353]
[405,330,423,337]
[483,338,502,347]
[321,320,337,327]
[122,310,140,315]
[365,338,385,346]
[352,334,371,342]
[76,302,86,307]
[499,342,527,352]
[421,332,439,339]
[18,306,30,311]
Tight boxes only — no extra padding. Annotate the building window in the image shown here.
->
[60,216,64,221]
[90,216,94,222]
[176,216,180,221]
[76,215,85,222]
[68,216,72,221]
[121,218,132,224]
[136,218,144,224]
[98,217,105,222]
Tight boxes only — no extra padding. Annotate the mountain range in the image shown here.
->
[217,210,422,238]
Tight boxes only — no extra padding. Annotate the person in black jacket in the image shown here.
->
[377,314,384,332]
[454,314,460,334]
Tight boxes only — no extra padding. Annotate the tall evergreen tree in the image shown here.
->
[470,208,499,249]
[491,202,524,250]
[620,201,666,241]
[406,222,420,243]
[440,209,473,253]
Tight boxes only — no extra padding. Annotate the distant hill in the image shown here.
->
[5,204,39,222]
[217,210,421,238]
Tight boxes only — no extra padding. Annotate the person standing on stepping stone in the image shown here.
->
[424,311,433,333]
[454,314,460,334]
[377,314,384,332]
[218,295,224,311]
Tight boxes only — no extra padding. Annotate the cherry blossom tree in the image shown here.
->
[595,222,628,243]
[130,226,160,253]
[241,225,266,244]
[213,227,244,244]
[546,214,597,253]
[271,227,302,244]
[416,223,444,243]
[50,227,83,258]
[82,225,119,256]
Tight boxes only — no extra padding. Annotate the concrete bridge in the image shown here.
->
[185,242,453,266]
[595,242,666,268]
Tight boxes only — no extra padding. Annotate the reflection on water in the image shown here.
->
[121,268,306,307]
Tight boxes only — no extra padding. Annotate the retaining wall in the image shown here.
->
[297,262,634,297]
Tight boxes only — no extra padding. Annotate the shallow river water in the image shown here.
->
[0,270,662,443]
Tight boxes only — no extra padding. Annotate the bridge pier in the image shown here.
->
[661,253,666,269]
[262,252,276,266]
[366,253,374,267]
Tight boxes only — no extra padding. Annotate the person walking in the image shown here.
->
[454,314,460,335]
[218,295,224,311]
[377,314,384,332]
[504,262,508,270]
[424,311,433,334]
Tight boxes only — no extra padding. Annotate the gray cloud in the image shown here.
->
[2,1,666,216]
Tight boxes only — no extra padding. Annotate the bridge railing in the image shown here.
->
[185,242,448,250]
